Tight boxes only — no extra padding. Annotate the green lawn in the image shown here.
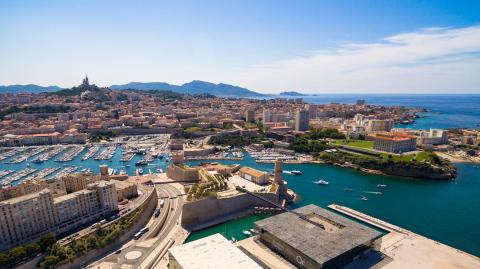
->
[386,151,432,162]
[333,139,374,149]
[184,127,203,133]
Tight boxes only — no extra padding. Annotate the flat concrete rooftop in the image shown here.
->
[254,204,382,265]
[169,233,262,269]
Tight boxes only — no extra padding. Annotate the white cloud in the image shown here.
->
[232,26,480,94]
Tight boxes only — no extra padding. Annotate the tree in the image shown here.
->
[25,242,40,256]
[39,233,56,251]
[40,255,59,269]
[86,236,99,249]
[49,243,68,262]
[8,246,26,263]
[0,253,11,267]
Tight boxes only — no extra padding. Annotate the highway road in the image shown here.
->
[87,183,184,269]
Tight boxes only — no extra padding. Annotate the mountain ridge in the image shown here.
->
[110,80,267,97]
[0,84,63,94]
[0,80,268,97]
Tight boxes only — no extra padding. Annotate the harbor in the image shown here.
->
[186,153,480,257]
[0,140,479,257]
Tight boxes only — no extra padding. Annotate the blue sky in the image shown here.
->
[1,0,479,93]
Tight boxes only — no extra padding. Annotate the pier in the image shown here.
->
[82,146,100,161]
[328,204,480,269]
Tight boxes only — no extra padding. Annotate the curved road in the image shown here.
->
[88,183,184,268]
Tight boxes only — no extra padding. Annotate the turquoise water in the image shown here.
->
[187,154,480,256]
[283,94,480,130]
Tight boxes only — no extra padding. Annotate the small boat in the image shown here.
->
[377,184,388,188]
[230,237,237,243]
[242,230,252,236]
[361,196,368,201]
[135,160,147,166]
[367,191,383,195]
[290,170,302,175]
[344,188,353,192]
[137,168,144,175]
[314,179,329,185]
[250,228,258,234]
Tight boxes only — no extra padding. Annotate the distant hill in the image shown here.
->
[0,84,63,94]
[110,80,267,97]
[279,91,308,96]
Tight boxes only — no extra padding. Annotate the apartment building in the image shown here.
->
[0,181,118,251]
[367,119,394,133]
[417,129,449,146]
[295,109,310,131]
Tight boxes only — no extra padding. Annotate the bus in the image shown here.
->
[133,227,150,240]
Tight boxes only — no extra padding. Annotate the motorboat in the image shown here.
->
[242,230,252,236]
[361,196,368,201]
[314,179,329,185]
[135,160,148,166]
[290,170,302,175]
[377,184,388,187]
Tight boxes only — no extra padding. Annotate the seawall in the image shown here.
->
[182,192,278,231]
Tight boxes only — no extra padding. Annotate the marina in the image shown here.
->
[52,166,78,179]
[0,147,28,161]
[1,167,37,186]
[23,167,60,181]
[31,146,67,163]
[0,169,14,178]
[7,146,49,164]
[56,145,85,162]
[94,145,117,160]
[247,148,297,161]
[0,141,479,257]
[82,146,100,161]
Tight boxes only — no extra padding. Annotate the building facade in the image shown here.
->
[0,181,118,251]
[417,129,448,146]
[371,132,417,153]
[239,167,270,185]
[295,109,310,131]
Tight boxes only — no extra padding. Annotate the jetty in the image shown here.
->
[82,146,100,161]
[328,204,480,269]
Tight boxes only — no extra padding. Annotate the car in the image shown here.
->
[115,249,122,254]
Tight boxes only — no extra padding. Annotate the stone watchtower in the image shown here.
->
[99,165,109,180]
[274,159,292,201]
[274,159,283,184]
[172,151,185,165]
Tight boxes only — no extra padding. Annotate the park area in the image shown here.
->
[332,139,435,162]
